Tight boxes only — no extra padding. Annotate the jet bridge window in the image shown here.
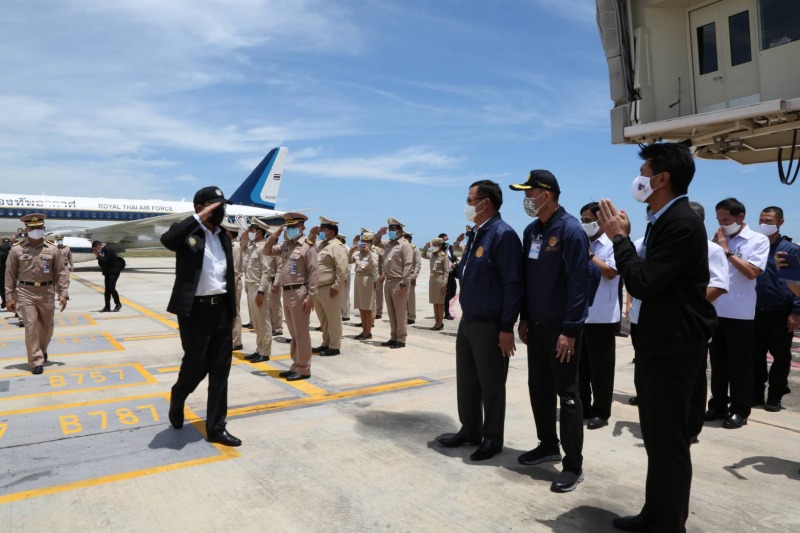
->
[759,0,800,49]
[697,22,719,74]
[728,11,752,66]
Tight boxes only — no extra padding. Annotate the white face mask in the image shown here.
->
[464,198,487,222]
[759,224,778,236]
[27,229,44,240]
[56,240,64,246]
[721,222,741,236]
[523,193,545,218]
[582,221,599,238]
[248,231,256,241]
[631,175,659,203]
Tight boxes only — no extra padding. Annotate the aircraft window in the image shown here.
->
[729,11,752,66]
[697,22,718,75]
[759,0,800,50]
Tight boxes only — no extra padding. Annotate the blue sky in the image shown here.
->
[1,0,797,242]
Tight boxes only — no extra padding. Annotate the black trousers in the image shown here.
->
[752,309,794,401]
[527,325,583,473]
[173,301,233,434]
[103,273,121,307]
[444,272,457,316]
[687,350,709,438]
[709,317,754,417]
[0,267,5,306]
[635,343,705,532]
[455,321,509,442]
[578,323,616,420]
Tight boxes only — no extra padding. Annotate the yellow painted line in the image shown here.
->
[0,399,239,505]
[0,363,157,402]
[157,353,293,374]
[102,331,125,352]
[83,313,97,326]
[250,359,329,395]
[72,276,179,330]
[0,392,173,417]
[121,333,180,342]
[227,378,431,417]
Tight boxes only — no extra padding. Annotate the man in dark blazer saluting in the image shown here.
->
[597,143,717,532]
[161,186,241,447]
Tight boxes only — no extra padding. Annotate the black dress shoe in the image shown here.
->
[704,407,730,421]
[31,365,44,375]
[278,370,294,378]
[389,342,405,349]
[318,348,340,356]
[98,307,111,312]
[232,344,243,351]
[43,352,48,363]
[314,326,322,332]
[168,401,184,429]
[438,429,481,448]
[342,317,350,321]
[444,315,454,320]
[311,345,328,353]
[407,319,415,324]
[242,323,253,329]
[250,355,270,363]
[722,414,747,429]
[207,429,242,447]
[551,469,584,493]
[272,330,283,336]
[612,514,653,532]
[628,396,638,406]
[470,439,502,461]
[285,372,311,381]
[587,417,608,430]
[245,352,261,361]
[764,398,782,412]
[113,303,122,312]
[375,314,382,319]
[352,323,363,327]
[380,339,397,347]
[431,324,444,331]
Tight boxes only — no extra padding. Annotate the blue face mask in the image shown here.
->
[318,231,327,241]
[388,230,398,240]
[286,227,301,240]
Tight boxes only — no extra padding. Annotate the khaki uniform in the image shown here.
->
[5,239,69,368]
[350,246,379,310]
[242,241,258,325]
[374,247,385,315]
[265,237,318,375]
[377,237,414,343]
[57,245,73,271]
[341,262,353,319]
[244,240,272,357]
[267,255,284,333]
[314,237,348,349]
[232,240,243,347]
[427,250,450,304]
[407,244,422,320]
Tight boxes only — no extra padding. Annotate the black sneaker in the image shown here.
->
[551,469,583,493]
[518,445,562,466]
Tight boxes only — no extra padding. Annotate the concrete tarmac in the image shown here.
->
[1,257,799,532]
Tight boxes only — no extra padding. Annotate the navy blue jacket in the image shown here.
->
[521,207,591,337]
[457,214,523,332]
[756,237,800,314]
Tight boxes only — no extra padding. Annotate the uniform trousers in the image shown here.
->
[687,350,709,439]
[455,320,509,442]
[245,283,272,356]
[752,309,794,402]
[232,277,243,346]
[270,286,283,332]
[634,341,706,532]
[103,273,121,308]
[314,285,343,349]
[341,271,351,319]
[173,301,232,434]
[284,286,312,375]
[16,286,55,367]
[709,317,754,417]
[375,278,385,315]
[384,279,408,343]
[444,271,457,317]
[527,325,583,473]
[1,267,6,307]
[578,323,616,420]
[407,280,417,321]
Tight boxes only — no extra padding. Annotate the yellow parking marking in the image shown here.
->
[72,277,179,330]
[121,333,180,342]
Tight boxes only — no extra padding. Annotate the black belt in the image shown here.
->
[283,283,306,291]
[19,280,54,287]
[195,294,226,305]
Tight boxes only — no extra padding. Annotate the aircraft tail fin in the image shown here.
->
[229,147,288,209]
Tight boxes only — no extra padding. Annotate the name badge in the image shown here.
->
[529,238,542,260]
[42,259,50,274]
[289,259,298,275]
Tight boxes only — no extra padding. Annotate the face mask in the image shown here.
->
[429,247,438,254]
[631,175,658,203]
[318,231,328,241]
[582,221,599,238]
[721,222,741,236]
[358,242,366,250]
[523,193,545,218]
[208,205,225,227]
[759,224,778,236]
[56,240,64,246]
[248,231,256,241]
[388,230,398,240]
[286,227,301,240]
[27,229,44,240]
[464,198,487,222]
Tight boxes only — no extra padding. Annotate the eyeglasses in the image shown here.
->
[466,196,487,204]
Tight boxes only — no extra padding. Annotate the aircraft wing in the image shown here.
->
[54,211,193,244]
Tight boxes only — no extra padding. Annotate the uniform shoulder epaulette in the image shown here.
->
[45,239,55,244]
[12,241,21,247]
[306,238,315,246]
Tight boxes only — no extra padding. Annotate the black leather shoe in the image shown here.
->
[764,399,782,412]
[314,326,322,331]
[286,372,311,381]
[43,352,48,363]
[353,323,363,327]
[380,339,397,347]
[389,342,406,349]
[318,348,340,356]
[407,319,415,324]
[375,314,382,319]
[722,414,747,429]
[690,435,699,445]
[470,439,502,461]
[207,429,242,447]
[245,352,261,361]
[551,469,584,493]
[242,323,253,329]
[232,344,243,351]
[342,317,350,321]
[628,396,638,406]
[272,329,283,336]
[444,315,454,320]
[98,307,111,312]
[31,365,44,375]
[311,345,328,353]
[168,401,184,429]
[278,370,294,378]
[113,303,122,312]
[587,417,608,430]
[250,355,270,363]
[612,514,653,532]
[438,429,481,448]
[704,407,730,421]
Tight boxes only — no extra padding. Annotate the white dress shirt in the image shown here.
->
[193,214,228,296]
[587,233,620,324]
[707,240,729,292]
[713,224,769,320]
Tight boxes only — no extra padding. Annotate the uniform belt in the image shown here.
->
[18,280,54,287]
[194,294,226,305]
[283,283,306,291]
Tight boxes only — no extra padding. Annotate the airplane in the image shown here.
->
[0,147,289,263]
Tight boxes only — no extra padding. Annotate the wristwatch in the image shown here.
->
[725,251,735,258]
[612,234,626,246]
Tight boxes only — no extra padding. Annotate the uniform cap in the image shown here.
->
[284,212,308,226]
[509,169,560,193]
[335,234,347,243]
[54,234,64,239]
[387,217,404,228]
[250,217,271,232]
[405,232,413,237]
[220,219,239,232]
[361,232,374,241]
[21,213,46,227]
[431,238,444,246]
[193,186,232,205]
[319,216,339,226]
[17,227,24,233]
